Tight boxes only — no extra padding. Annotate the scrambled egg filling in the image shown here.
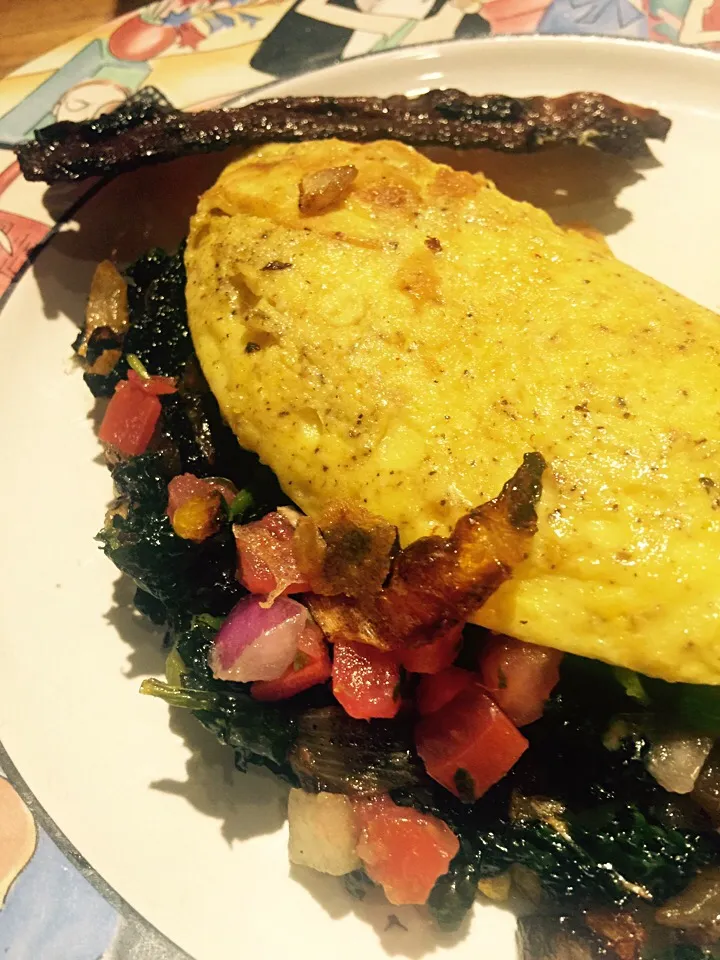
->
[185,139,720,684]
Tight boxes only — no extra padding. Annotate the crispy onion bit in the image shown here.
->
[299,165,358,215]
[293,499,397,598]
[76,260,128,360]
[308,452,545,651]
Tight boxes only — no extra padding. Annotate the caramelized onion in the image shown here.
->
[299,165,357,215]
[77,260,129,358]
[584,910,646,960]
[656,867,720,929]
[692,744,720,824]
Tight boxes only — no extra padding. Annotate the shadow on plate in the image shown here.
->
[105,575,167,680]
[150,707,289,846]
[289,864,475,959]
[424,144,654,235]
[102,571,289,848]
[31,150,246,329]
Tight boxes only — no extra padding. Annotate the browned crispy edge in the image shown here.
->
[308,452,546,651]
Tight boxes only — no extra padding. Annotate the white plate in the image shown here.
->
[1,35,719,960]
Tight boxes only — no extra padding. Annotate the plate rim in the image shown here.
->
[233,32,720,108]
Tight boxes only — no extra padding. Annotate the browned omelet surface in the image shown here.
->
[185,139,720,684]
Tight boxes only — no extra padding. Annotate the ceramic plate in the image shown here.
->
[1,28,720,960]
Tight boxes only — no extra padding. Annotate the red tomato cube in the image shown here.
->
[416,667,476,717]
[234,512,310,598]
[415,683,528,801]
[354,796,459,906]
[400,622,464,674]
[332,640,400,720]
[98,379,161,456]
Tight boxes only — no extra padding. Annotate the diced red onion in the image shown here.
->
[647,733,714,794]
[209,596,307,683]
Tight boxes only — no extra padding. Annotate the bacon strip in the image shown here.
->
[308,452,546,652]
[15,87,670,184]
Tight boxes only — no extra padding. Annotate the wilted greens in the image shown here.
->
[86,247,720,953]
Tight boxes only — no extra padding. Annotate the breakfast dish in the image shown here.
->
[17,80,720,959]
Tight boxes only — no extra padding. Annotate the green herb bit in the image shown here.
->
[126,353,150,379]
[228,489,254,522]
[140,677,218,711]
[453,768,476,804]
[165,647,186,688]
[195,613,225,632]
[614,667,650,706]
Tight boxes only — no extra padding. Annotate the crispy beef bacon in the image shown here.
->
[307,452,546,652]
[15,86,670,184]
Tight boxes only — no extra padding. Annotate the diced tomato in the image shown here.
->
[479,634,563,727]
[353,796,459,905]
[416,667,476,717]
[126,369,177,395]
[415,683,528,801]
[251,622,331,701]
[98,370,176,456]
[400,622,464,674]
[332,640,400,720]
[233,512,310,598]
[99,379,162,456]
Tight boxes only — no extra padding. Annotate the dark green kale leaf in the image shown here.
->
[610,666,720,738]
[653,947,719,960]
[506,807,716,906]
[98,453,242,625]
[123,245,192,375]
[164,616,298,779]
[427,839,481,932]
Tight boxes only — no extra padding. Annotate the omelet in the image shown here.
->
[185,139,720,685]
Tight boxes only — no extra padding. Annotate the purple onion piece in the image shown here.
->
[209,596,308,683]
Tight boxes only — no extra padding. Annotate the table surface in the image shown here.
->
[0,0,142,78]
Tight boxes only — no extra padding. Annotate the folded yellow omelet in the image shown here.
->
[185,139,720,684]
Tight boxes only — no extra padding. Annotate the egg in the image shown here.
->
[185,139,720,684]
